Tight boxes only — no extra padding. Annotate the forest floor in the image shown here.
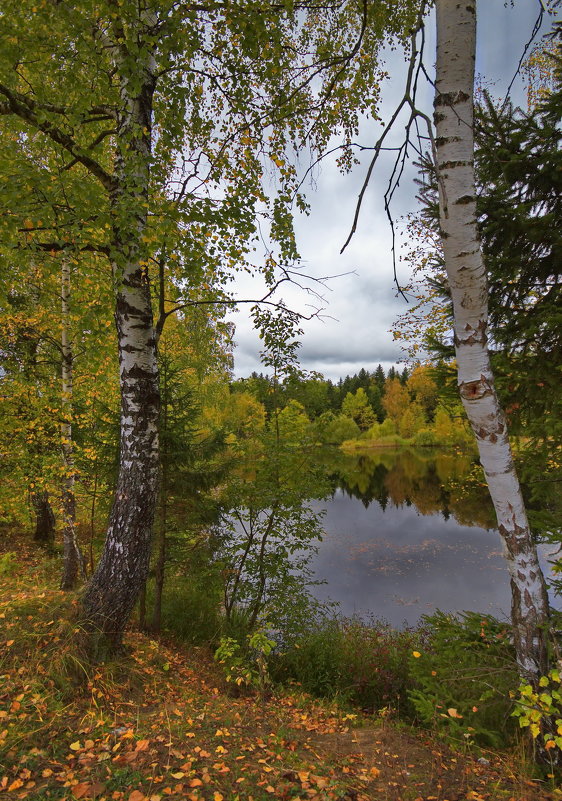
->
[0,538,559,801]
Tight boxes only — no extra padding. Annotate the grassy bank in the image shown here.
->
[0,538,558,800]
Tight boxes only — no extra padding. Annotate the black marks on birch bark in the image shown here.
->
[435,136,462,149]
[434,90,470,107]
[439,159,473,170]
[453,320,488,348]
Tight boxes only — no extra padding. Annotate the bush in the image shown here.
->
[513,669,562,757]
[318,414,361,445]
[0,551,17,576]
[270,615,420,714]
[408,611,518,747]
[365,422,381,439]
[214,630,276,691]
[158,571,223,644]
[414,428,438,447]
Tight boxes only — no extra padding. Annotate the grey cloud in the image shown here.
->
[230,3,557,382]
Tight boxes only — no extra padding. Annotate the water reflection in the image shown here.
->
[308,448,554,627]
[325,448,496,530]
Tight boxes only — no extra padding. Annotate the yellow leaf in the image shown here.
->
[412,651,421,658]
[170,772,184,780]
[8,779,24,791]
[213,794,224,801]
[69,741,81,751]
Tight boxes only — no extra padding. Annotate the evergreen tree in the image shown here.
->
[374,364,386,391]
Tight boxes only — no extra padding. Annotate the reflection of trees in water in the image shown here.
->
[330,454,390,510]
[435,452,472,483]
[331,447,496,530]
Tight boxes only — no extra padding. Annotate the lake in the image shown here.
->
[305,448,558,627]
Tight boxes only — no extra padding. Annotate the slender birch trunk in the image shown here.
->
[434,0,550,682]
[151,358,169,634]
[81,16,160,649]
[60,258,86,590]
[32,490,55,547]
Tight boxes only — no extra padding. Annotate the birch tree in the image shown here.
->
[433,0,550,681]
[1,0,417,648]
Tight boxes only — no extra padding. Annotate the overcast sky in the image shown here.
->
[229,0,556,382]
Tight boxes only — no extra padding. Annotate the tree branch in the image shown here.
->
[0,84,116,192]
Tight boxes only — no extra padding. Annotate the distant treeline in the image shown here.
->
[231,365,409,422]
[228,364,472,448]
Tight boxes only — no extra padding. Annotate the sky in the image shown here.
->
[229,0,557,383]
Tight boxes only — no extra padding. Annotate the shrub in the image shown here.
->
[513,669,562,758]
[0,551,17,576]
[324,414,361,444]
[414,428,438,447]
[271,615,419,714]
[214,630,276,691]
[379,418,396,437]
[365,422,381,439]
[158,571,223,644]
[408,611,518,747]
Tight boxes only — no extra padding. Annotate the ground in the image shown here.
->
[0,536,559,801]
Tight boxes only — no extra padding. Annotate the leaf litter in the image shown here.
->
[0,538,559,801]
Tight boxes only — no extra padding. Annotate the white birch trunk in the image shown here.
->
[60,258,85,589]
[434,0,549,681]
[81,12,160,647]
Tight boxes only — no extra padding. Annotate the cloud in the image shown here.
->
[229,2,556,382]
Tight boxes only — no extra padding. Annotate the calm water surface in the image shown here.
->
[307,448,557,627]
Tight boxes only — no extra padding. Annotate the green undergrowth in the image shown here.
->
[269,615,420,716]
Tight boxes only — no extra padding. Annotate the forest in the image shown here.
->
[0,0,561,798]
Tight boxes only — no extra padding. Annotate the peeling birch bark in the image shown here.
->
[81,13,160,647]
[434,0,550,682]
[60,258,86,590]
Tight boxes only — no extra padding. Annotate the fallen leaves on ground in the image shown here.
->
[0,538,558,801]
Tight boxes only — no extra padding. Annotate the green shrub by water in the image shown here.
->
[158,572,223,644]
[413,428,438,447]
[270,615,420,714]
[408,611,518,747]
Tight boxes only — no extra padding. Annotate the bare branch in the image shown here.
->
[502,1,546,109]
